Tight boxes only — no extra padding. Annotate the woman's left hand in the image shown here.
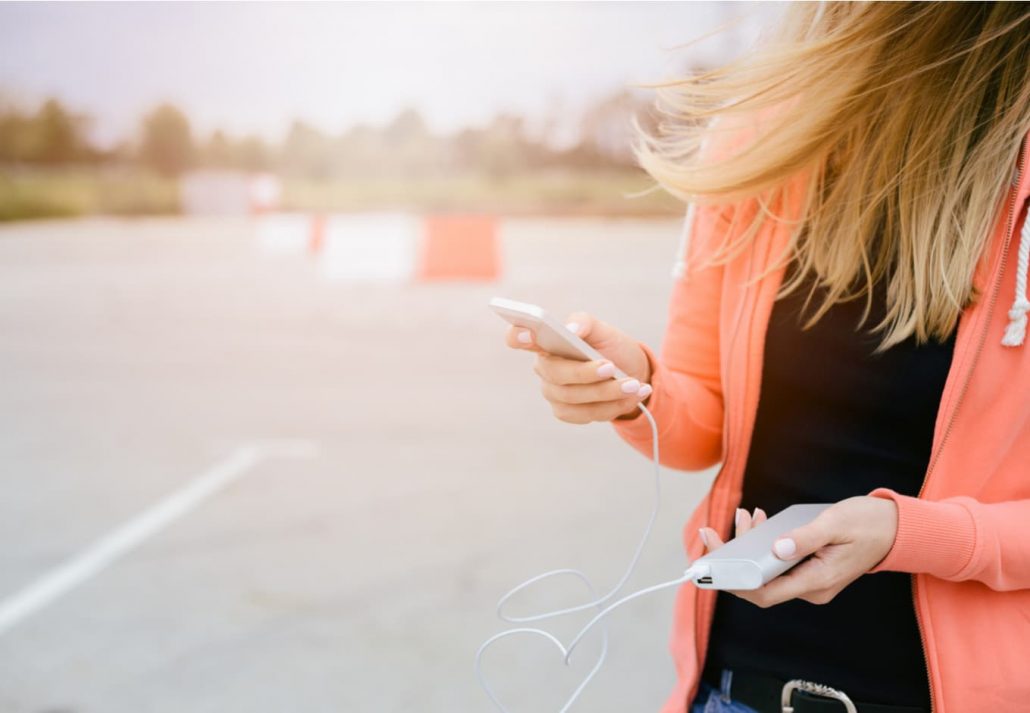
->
[699,496,899,607]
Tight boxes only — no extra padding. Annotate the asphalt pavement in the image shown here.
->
[0,215,716,713]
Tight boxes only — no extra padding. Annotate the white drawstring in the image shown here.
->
[671,202,696,281]
[1001,203,1030,347]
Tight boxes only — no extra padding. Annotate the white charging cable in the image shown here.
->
[475,401,708,711]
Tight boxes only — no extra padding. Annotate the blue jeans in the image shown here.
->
[689,670,761,713]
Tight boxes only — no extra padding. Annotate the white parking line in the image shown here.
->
[0,440,319,637]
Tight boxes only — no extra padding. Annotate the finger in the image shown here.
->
[752,508,768,527]
[699,527,725,551]
[549,397,643,424]
[734,507,753,537]
[748,556,836,607]
[505,326,541,352]
[534,352,625,386]
[799,586,840,606]
[540,377,649,405]
[772,509,838,561]
[727,590,767,608]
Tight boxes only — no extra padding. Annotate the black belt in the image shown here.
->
[714,670,928,713]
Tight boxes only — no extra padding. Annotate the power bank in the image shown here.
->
[689,504,831,590]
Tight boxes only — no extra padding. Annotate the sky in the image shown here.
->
[0,2,775,147]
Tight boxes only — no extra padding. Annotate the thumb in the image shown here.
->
[563,311,620,348]
[772,514,836,561]
[564,311,650,384]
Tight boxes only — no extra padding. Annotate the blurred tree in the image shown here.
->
[477,113,532,180]
[0,87,676,221]
[140,104,194,176]
[384,107,428,143]
[382,107,443,179]
[202,129,233,168]
[105,139,138,166]
[33,99,84,164]
[0,99,90,165]
[448,126,482,172]
[281,120,333,178]
[231,135,270,172]
[336,122,383,179]
[0,109,30,163]
[578,89,649,167]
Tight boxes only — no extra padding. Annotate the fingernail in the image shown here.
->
[774,538,797,558]
[699,528,709,548]
[638,384,653,398]
[735,508,745,529]
[517,330,532,344]
[620,379,641,394]
[596,362,615,378]
[565,322,580,335]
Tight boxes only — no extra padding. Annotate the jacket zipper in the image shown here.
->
[691,222,762,705]
[911,140,1026,713]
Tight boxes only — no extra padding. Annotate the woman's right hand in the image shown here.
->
[504,311,653,424]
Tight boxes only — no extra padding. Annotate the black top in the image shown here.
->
[701,261,956,708]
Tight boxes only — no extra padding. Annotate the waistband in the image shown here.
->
[703,668,928,713]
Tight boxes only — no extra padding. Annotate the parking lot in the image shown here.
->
[0,215,716,712]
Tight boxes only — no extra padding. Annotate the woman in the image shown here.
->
[504,3,1030,712]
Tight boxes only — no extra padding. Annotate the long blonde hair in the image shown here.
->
[633,2,1030,349]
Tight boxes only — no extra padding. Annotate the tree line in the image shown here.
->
[0,91,657,179]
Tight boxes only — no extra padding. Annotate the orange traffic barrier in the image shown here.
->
[417,214,500,281]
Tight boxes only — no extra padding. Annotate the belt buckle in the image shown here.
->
[781,679,858,713]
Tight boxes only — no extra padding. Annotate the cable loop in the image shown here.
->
[476,403,690,711]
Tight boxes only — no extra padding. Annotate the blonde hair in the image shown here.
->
[632,2,1030,349]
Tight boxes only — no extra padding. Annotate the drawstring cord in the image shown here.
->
[1001,202,1030,347]
[671,202,696,281]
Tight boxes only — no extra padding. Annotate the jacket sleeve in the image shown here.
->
[610,199,730,472]
[868,488,1030,591]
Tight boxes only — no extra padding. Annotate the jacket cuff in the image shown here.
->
[867,488,977,579]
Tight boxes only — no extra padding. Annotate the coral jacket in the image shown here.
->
[612,131,1030,713]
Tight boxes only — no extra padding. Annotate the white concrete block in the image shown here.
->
[255,213,313,256]
[321,212,420,282]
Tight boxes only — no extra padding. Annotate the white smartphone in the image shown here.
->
[489,297,629,379]
[690,504,832,590]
